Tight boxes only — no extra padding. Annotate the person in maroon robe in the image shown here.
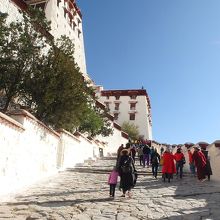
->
[192,145,207,181]
[162,148,176,182]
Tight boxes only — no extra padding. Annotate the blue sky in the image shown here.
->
[77,0,220,145]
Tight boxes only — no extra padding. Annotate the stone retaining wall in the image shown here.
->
[0,110,128,196]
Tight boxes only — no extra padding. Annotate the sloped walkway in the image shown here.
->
[0,157,220,220]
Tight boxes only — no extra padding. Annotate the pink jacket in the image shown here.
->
[108,170,119,184]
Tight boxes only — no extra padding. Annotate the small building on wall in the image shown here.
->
[96,86,153,140]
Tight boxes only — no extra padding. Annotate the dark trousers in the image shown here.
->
[143,154,150,167]
[176,162,183,178]
[163,173,172,182]
[109,184,116,197]
[132,156,135,164]
[152,164,159,177]
[139,155,143,165]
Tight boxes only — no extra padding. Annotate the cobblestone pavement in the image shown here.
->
[0,157,220,220]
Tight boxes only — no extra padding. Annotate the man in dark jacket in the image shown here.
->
[142,145,151,167]
[151,149,160,178]
[201,146,212,181]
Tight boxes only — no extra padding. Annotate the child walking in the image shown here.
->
[108,166,119,198]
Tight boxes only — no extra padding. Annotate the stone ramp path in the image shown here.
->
[0,157,220,220]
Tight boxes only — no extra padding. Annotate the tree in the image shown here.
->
[0,10,49,112]
[20,35,94,130]
[121,121,139,141]
[0,10,113,136]
[78,106,113,137]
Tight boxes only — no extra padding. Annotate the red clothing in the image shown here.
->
[162,152,176,174]
[192,151,207,180]
[174,152,184,162]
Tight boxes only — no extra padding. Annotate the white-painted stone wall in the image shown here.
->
[0,110,128,196]
[0,111,60,195]
[97,125,128,155]
[207,143,220,182]
[44,0,88,78]
[0,0,23,22]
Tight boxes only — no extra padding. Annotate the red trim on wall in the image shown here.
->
[101,89,148,97]
[113,122,121,130]
[11,0,28,11]
[121,131,129,139]
[10,0,53,40]
[95,100,105,110]
[215,143,220,148]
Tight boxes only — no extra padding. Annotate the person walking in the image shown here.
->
[201,146,212,181]
[108,166,119,198]
[174,148,185,179]
[118,149,136,198]
[137,146,143,166]
[192,145,207,182]
[160,146,164,156]
[142,144,151,167]
[187,148,196,176]
[162,147,176,183]
[151,149,160,179]
[117,144,124,160]
[130,145,136,164]
[116,144,124,169]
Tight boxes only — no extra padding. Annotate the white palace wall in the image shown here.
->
[0,110,128,196]
[97,123,128,155]
[207,143,220,182]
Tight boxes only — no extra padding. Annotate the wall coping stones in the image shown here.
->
[74,131,93,144]
[0,111,24,131]
[8,109,60,138]
[57,129,81,143]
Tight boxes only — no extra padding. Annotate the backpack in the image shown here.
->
[121,158,133,173]
[152,154,159,164]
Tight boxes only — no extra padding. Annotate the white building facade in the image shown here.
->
[96,87,153,140]
[0,0,89,80]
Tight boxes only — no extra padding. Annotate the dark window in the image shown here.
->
[130,103,136,110]
[106,96,110,100]
[77,18,81,25]
[115,95,120,100]
[78,29,81,38]
[115,103,120,110]
[130,113,135,120]
[130,95,137,100]
[114,113,119,120]
[105,102,110,110]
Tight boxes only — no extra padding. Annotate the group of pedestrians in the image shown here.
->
[160,145,212,183]
[108,142,213,198]
[108,143,137,198]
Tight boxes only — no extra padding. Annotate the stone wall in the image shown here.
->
[0,110,128,196]
[97,122,129,155]
[207,142,220,182]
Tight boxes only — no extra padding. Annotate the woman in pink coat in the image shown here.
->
[108,166,119,197]
[162,148,176,182]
